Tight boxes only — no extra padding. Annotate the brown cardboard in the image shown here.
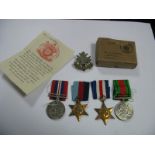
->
[96,38,137,69]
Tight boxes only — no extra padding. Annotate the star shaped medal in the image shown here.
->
[69,81,89,122]
[95,98,114,125]
[91,80,114,125]
[69,98,88,122]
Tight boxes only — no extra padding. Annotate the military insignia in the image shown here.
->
[37,40,59,62]
[74,51,93,71]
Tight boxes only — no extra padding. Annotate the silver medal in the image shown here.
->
[114,101,134,121]
[46,100,65,120]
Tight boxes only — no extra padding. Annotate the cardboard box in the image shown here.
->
[96,38,137,69]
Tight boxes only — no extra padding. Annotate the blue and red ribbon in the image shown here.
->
[91,80,110,99]
[72,81,89,101]
[49,80,68,101]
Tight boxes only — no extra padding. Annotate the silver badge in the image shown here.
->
[114,101,134,121]
[74,51,93,71]
[46,100,65,120]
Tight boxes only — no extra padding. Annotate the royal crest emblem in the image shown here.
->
[37,40,59,62]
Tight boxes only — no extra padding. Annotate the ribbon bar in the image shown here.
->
[91,80,110,99]
[113,80,131,100]
[49,80,68,101]
[71,81,89,101]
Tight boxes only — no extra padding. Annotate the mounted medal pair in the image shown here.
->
[46,80,90,122]
[69,80,114,124]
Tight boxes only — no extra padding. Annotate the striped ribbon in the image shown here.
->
[71,81,89,101]
[113,80,131,100]
[91,80,110,99]
[49,80,68,101]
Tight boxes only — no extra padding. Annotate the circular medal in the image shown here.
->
[114,101,134,121]
[46,100,65,120]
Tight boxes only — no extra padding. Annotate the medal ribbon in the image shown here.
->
[72,81,89,101]
[113,80,131,100]
[91,80,110,99]
[49,80,68,101]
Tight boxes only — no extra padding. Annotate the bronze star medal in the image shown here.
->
[95,97,114,125]
[95,106,114,125]
[69,98,88,122]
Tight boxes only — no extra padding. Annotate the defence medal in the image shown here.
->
[46,80,68,120]
[91,80,114,125]
[113,80,134,121]
[74,51,93,71]
[69,81,89,122]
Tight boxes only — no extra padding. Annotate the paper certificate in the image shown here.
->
[0,32,74,95]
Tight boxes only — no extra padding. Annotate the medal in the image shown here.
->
[46,99,65,119]
[91,80,114,125]
[46,80,68,120]
[69,81,89,121]
[113,80,134,121]
[74,51,93,71]
[114,100,133,121]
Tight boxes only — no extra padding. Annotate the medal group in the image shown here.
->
[46,52,134,125]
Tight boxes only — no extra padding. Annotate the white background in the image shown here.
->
[0,19,155,134]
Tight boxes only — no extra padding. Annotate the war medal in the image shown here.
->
[46,99,65,120]
[91,80,114,125]
[69,81,89,122]
[69,97,88,122]
[74,51,93,71]
[46,80,68,120]
[113,80,134,121]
